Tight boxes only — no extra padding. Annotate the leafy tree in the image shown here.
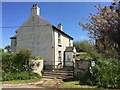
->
[4,45,11,53]
[80,1,120,58]
[74,40,94,52]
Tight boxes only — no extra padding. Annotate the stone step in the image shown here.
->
[43,75,73,79]
[44,70,73,73]
[44,72,73,75]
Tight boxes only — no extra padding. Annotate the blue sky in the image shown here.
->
[2,2,111,48]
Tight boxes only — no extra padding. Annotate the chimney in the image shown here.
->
[57,23,62,31]
[31,4,40,16]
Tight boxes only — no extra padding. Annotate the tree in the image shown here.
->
[74,40,94,52]
[79,1,120,58]
[4,45,11,53]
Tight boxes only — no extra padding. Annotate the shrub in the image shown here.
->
[2,71,41,81]
[89,52,120,89]
[2,49,43,81]
[2,49,32,73]
[14,49,32,71]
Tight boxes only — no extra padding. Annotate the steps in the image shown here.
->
[43,68,74,80]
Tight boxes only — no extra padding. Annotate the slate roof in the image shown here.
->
[10,14,73,40]
[10,34,16,39]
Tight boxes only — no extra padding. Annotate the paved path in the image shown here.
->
[2,78,63,88]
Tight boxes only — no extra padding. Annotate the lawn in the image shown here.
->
[2,78,41,84]
[60,81,97,89]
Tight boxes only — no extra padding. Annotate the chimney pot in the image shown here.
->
[57,23,62,31]
[31,4,40,16]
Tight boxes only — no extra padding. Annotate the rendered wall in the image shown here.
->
[16,15,53,67]
[54,30,73,68]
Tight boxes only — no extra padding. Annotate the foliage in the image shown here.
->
[2,71,41,81]
[60,81,96,88]
[75,53,91,61]
[30,56,42,60]
[2,48,42,81]
[14,49,32,71]
[4,45,11,53]
[80,1,120,58]
[2,49,32,73]
[73,40,94,52]
[75,51,120,88]
[89,52,120,89]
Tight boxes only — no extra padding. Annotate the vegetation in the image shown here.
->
[76,52,120,89]
[80,1,120,59]
[75,53,91,60]
[60,81,96,88]
[2,71,41,81]
[4,45,11,53]
[3,79,40,84]
[1,47,42,82]
[73,40,94,52]
[76,1,120,89]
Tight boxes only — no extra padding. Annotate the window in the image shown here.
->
[69,39,71,46]
[15,39,17,46]
[67,55,71,61]
[58,51,61,62]
[58,33,61,45]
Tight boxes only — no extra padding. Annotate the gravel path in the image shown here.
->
[2,78,63,88]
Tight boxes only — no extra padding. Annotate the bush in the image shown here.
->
[2,49,42,81]
[2,71,41,81]
[89,52,120,89]
[2,49,32,73]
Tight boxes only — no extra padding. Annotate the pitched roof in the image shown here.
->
[52,25,73,40]
[14,15,73,40]
[10,34,16,39]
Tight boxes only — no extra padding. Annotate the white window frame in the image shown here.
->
[58,33,61,45]
[58,51,62,62]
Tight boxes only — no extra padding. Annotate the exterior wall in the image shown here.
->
[54,30,73,68]
[74,60,90,77]
[15,15,53,68]
[11,39,16,52]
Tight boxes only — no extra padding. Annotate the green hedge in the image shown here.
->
[77,52,120,89]
[89,52,120,88]
[2,49,42,81]
[2,71,41,81]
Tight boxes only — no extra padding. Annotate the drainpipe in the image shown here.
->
[52,27,55,71]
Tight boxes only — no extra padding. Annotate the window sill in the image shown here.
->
[58,44,62,47]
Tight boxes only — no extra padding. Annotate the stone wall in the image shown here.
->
[74,60,90,77]
[29,59,43,76]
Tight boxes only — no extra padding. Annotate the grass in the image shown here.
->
[60,81,97,89]
[2,78,41,84]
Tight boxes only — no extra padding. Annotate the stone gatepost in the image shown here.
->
[29,60,43,76]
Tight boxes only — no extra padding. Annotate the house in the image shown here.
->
[10,4,75,70]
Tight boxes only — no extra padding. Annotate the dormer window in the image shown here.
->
[58,33,61,46]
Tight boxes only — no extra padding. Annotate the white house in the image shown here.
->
[10,4,76,70]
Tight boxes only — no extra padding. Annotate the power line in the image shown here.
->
[0,24,52,28]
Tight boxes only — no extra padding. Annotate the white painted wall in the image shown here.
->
[16,15,53,66]
[54,30,73,68]
[11,39,16,52]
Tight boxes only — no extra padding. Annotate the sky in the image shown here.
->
[2,2,111,48]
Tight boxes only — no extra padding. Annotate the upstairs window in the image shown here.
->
[69,39,71,46]
[58,51,62,62]
[15,39,17,46]
[58,33,61,46]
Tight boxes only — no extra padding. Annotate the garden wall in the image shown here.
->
[74,60,90,77]
[29,59,43,76]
